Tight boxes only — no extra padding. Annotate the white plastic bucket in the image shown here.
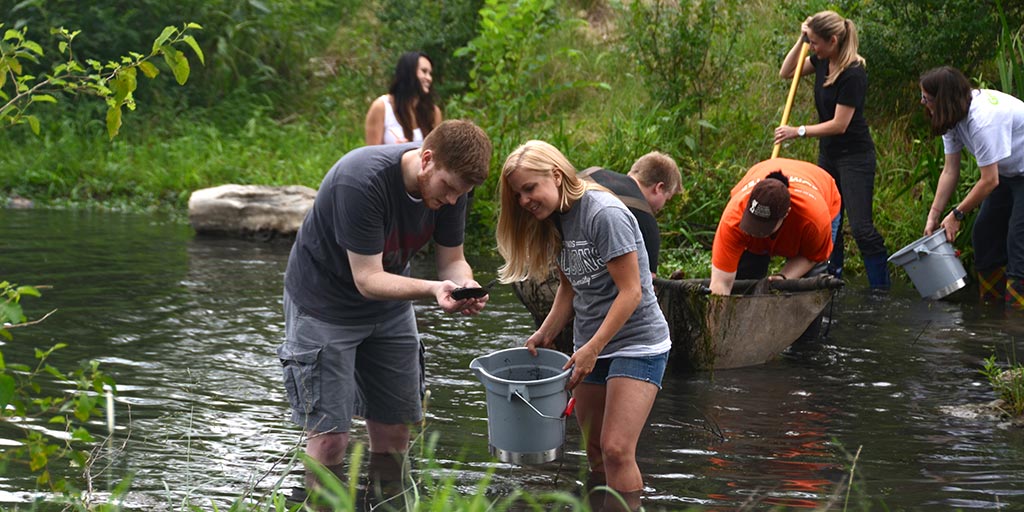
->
[888,230,967,299]
[469,347,571,464]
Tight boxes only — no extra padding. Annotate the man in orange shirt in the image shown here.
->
[710,158,842,295]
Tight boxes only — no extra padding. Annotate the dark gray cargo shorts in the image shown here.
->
[277,291,423,433]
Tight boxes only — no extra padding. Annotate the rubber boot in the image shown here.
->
[862,252,891,290]
[365,452,410,512]
[978,267,1007,304]
[602,489,642,512]
[1006,277,1024,311]
[584,472,608,512]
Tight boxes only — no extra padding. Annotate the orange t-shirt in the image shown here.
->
[711,158,841,273]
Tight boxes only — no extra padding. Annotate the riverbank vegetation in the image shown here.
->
[981,354,1024,419]
[2,0,1022,280]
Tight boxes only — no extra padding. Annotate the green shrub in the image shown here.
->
[848,0,1019,116]
[981,355,1024,417]
[453,0,604,137]
[375,0,485,99]
[3,0,350,113]
[1,281,116,493]
[619,0,740,126]
[451,0,608,246]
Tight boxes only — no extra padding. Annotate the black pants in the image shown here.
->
[974,175,1024,279]
[818,150,888,272]
[735,252,828,280]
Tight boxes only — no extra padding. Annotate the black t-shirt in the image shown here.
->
[584,168,660,274]
[284,143,467,323]
[811,54,874,156]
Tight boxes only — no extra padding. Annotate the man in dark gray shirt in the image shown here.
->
[278,120,492,497]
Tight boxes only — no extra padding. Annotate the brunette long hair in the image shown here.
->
[919,66,973,136]
[389,51,438,141]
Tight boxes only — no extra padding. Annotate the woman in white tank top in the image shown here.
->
[364,52,443,145]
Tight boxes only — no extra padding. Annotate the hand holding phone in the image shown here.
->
[451,279,496,300]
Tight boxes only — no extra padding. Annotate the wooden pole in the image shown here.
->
[772,42,811,159]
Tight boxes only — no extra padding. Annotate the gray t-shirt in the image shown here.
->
[556,189,670,356]
[284,142,467,324]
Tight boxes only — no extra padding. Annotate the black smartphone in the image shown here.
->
[451,279,496,300]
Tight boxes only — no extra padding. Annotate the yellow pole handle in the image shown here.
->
[772,42,811,159]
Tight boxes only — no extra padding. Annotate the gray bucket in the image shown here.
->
[888,230,967,299]
[469,347,571,465]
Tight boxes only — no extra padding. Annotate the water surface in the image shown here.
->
[2,209,1023,510]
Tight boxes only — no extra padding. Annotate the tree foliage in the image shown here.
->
[1,22,203,138]
[2,0,346,115]
[375,0,485,99]
[621,0,739,123]
[454,0,605,135]
[788,0,1024,114]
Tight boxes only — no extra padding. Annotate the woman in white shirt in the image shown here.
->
[364,52,443,145]
[921,66,1024,308]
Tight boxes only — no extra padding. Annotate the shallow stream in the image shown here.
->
[2,209,1022,510]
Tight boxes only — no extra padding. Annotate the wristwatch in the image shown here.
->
[797,125,806,137]
[952,207,966,221]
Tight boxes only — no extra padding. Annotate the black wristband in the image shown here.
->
[952,207,965,221]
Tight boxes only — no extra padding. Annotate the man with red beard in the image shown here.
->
[277,120,492,502]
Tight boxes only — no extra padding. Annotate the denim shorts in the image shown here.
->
[582,351,669,389]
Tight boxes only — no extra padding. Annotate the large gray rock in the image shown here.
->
[188,184,316,240]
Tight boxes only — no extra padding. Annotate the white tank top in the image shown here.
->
[380,95,423,144]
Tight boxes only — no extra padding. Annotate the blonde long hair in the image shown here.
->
[807,11,865,87]
[496,140,591,283]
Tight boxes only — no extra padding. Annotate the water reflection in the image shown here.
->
[2,209,1024,510]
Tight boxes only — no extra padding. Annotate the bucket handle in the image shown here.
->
[914,245,959,258]
[511,388,575,420]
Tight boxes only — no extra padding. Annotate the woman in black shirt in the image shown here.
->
[774,10,890,290]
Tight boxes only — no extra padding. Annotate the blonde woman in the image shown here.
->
[774,11,890,290]
[496,140,670,512]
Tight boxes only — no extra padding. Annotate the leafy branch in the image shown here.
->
[0,22,204,139]
[1,279,42,340]
[1,281,116,492]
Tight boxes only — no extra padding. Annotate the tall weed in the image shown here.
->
[996,0,1024,98]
